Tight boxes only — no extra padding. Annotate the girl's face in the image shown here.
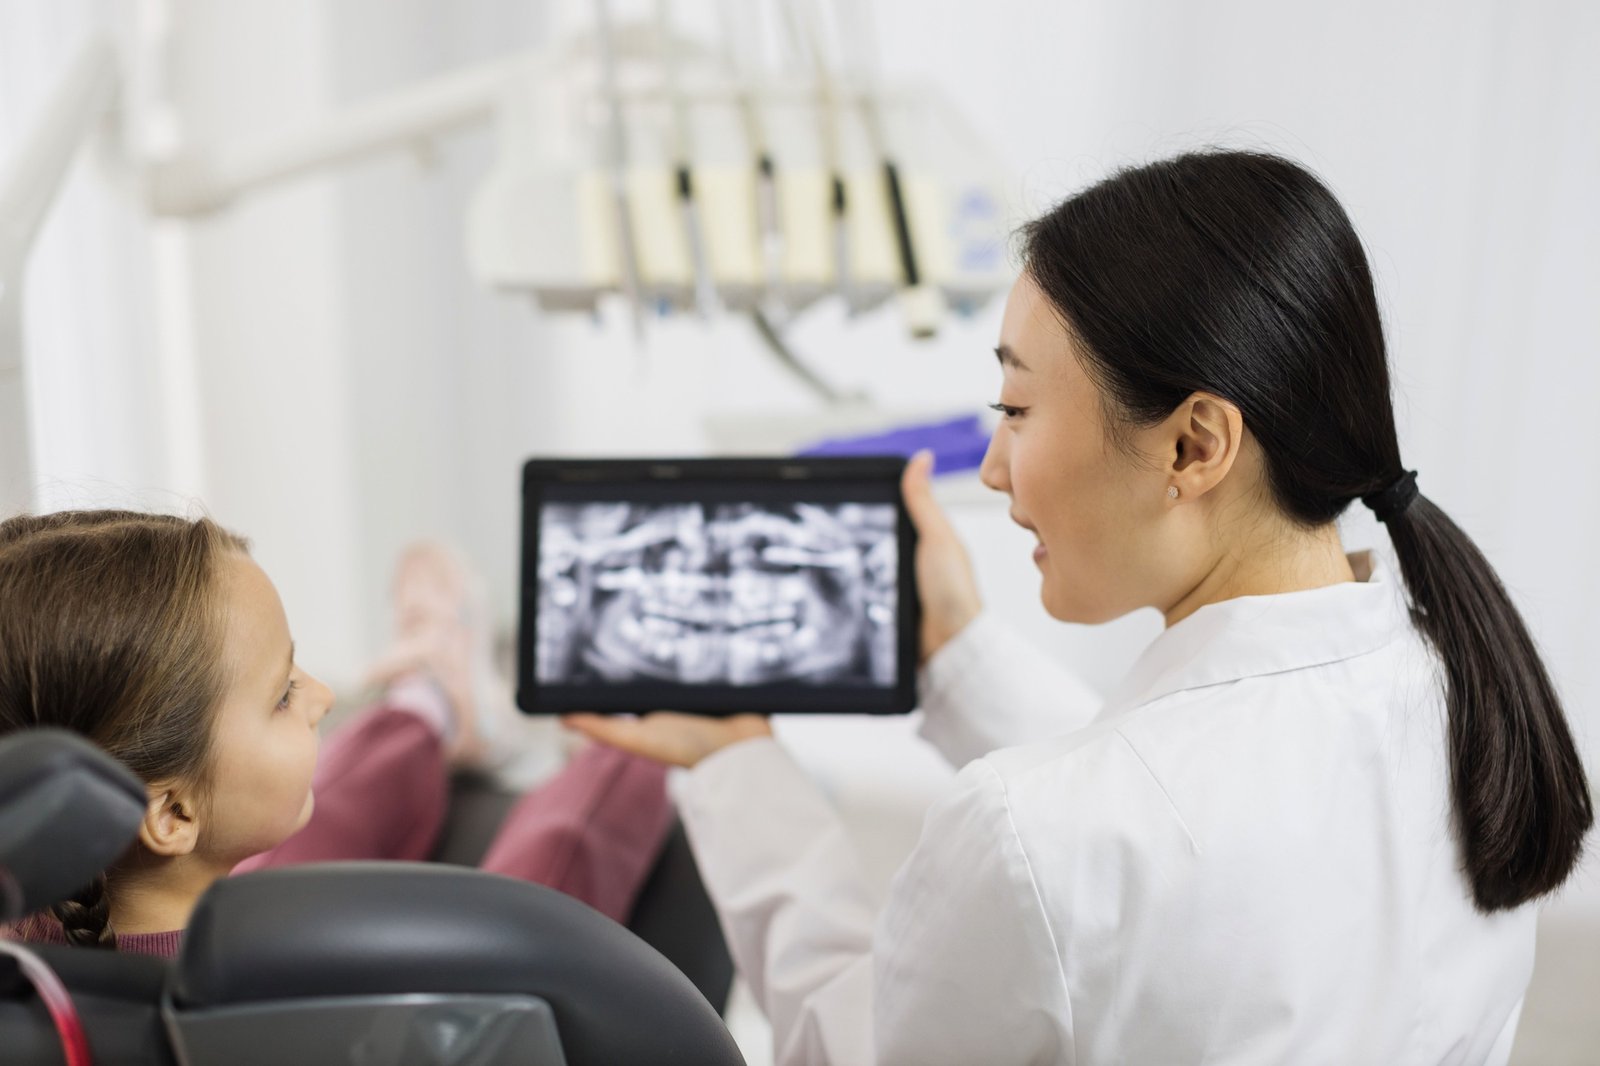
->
[979,273,1200,624]
[197,553,333,866]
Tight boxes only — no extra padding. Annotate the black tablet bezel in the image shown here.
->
[517,456,919,716]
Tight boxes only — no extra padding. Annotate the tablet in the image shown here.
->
[518,457,918,715]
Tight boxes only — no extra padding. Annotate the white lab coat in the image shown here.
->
[677,552,1536,1065]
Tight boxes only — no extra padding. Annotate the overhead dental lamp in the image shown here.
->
[145,2,1016,344]
[0,2,1016,513]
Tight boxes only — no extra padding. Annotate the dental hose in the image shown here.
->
[0,936,94,1066]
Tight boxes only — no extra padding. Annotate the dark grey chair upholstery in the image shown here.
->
[0,943,175,1066]
[0,729,146,917]
[0,731,747,1066]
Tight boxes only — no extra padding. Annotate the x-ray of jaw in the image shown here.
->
[537,502,897,688]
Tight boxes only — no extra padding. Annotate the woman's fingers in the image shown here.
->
[900,450,956,543]
[562,711,773,768]
[899,451,984,662]
[561,713,664,756]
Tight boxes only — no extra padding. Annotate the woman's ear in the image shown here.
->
[1164,391,1244,501]
[139,785,199,858]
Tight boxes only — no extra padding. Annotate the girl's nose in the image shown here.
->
[305,675,336,726]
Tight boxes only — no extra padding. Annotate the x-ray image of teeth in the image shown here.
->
[537,501,897,688]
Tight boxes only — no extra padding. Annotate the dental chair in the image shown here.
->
[434,768,735,1014]
[0,729,747,1065]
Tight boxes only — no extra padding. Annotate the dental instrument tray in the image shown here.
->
[518,456,919,716]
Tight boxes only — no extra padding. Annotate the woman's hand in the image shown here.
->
[902,451,984,663]
[562,712,773,768]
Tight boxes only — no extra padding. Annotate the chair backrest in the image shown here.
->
[0,942,176,1066]
[0,729,146,920]
[163,862,747,1066]
[0,729,173,1064]
[434,773,734,1013]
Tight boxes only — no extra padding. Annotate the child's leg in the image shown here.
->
[479,743,673,924]
[235,704,448,872]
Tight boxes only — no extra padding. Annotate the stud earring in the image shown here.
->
[1167,486,1179,499]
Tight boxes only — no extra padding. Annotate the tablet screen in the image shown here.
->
[519,459,917,714]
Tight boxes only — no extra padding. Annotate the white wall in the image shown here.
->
[304,0,1148,688]
[5,0,1597,908]
[246,0,1600,927]
[157,0,368,678]
[295,0,1600,782]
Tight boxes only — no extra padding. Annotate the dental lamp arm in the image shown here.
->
[144,51,537,217]
[0,32,119,518]
[0,35,117,295]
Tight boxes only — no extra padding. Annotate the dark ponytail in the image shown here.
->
[1383,496,1592,909]
[50,874,116,950]
[1022,149,1592,912]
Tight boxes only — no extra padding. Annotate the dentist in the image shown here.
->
[567,150,1593,1065]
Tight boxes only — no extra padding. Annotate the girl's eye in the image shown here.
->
[277,679,300,711]
[987,401,1026,420]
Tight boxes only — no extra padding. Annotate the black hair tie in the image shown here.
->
[1362,470,1419,523]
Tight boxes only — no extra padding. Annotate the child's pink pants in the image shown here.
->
[235,707,671,925]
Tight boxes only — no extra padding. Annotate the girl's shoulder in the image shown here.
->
[3,913,183,958]
[3,912,68,947]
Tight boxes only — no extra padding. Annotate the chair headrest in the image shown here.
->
[0,729,146,920]
[171,862,745,1066]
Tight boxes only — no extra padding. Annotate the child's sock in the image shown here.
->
[382,672,457,744]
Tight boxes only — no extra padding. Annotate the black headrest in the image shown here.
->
[0,729,146,920]
[172,862,745,1065]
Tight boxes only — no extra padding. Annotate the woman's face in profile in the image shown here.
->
[979,273,1176,624]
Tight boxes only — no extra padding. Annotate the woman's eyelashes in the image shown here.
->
[988,401,1027,421]
[276,678,300,711]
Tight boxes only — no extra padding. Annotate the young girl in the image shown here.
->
[569,150,1595,1064]
[0,510,671,955]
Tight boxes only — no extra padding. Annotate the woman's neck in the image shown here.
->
[1164,518,1356,628]
[109,855,226,935]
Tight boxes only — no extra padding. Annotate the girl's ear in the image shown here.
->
[139,786,199,858]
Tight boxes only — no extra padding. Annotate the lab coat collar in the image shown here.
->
[1100,550,1410,714]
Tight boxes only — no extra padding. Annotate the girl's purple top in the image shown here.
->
[4,914,182,958]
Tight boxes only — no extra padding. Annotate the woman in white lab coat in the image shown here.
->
[567,150,1594,1065]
